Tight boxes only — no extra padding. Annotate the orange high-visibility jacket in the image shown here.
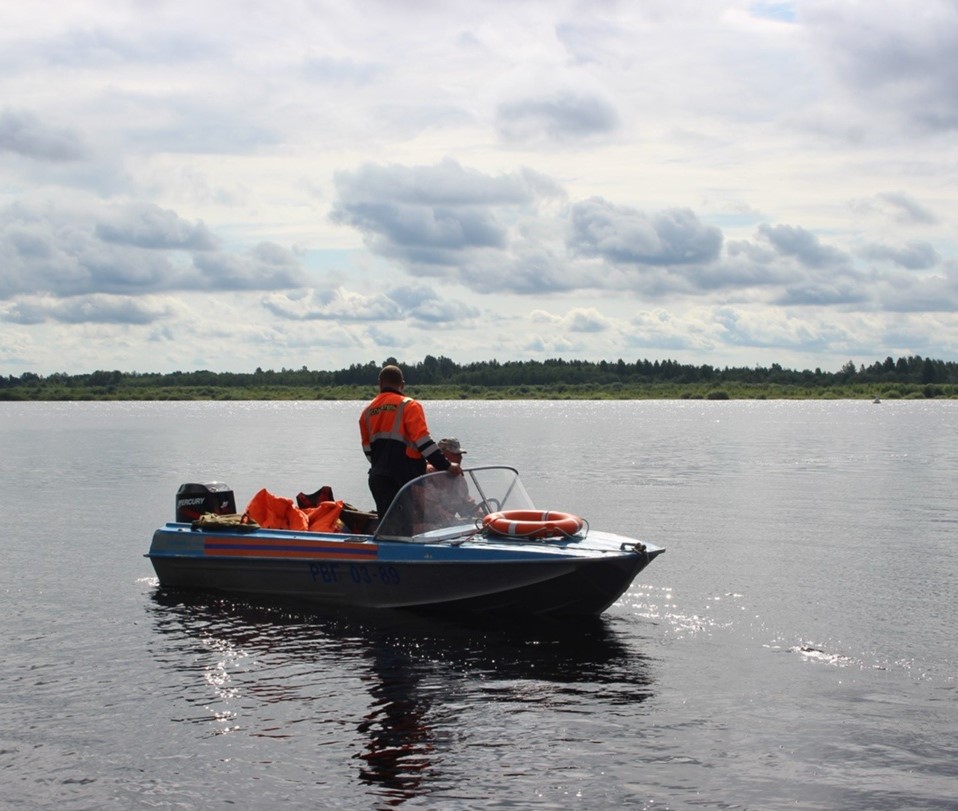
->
[359,389,449,483]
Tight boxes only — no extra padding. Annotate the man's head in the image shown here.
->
[378,365,405,390]
[438,437,466,460]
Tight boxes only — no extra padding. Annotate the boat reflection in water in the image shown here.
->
[146,589,655,803]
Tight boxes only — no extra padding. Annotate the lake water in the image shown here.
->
[1,399,956,810]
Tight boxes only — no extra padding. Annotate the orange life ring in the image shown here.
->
[482,510,585,539]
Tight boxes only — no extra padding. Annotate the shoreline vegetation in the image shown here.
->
[3,354,958,401]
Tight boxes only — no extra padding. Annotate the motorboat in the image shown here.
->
[147,466,664,617]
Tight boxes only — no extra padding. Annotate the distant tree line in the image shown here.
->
[3,354,958,401]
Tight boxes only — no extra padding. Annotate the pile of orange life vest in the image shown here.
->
[244,488,345,533]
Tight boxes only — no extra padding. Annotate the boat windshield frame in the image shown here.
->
[373,465,534,543]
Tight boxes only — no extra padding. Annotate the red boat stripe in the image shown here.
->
[204,539,378,559]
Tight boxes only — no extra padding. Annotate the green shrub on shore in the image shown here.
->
[3,381,957,401]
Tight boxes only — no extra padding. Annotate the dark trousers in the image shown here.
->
[368,474,401,518]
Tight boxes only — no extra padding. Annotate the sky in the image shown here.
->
[2,0,958,376]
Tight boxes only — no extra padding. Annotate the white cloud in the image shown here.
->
[859,240,940,270]
[802,0,958,132]
[1,293,170,325]
[0,108,87,161]
[496,89,620,144]
[1,1,957,375]
[569,198,722,266]
[95,202,219,250]
[851,191,939,226]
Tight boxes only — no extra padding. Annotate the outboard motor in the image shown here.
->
[176,482,236,522]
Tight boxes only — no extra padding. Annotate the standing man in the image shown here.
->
[359,365,461,517]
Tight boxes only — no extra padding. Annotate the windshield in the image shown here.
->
[374,465,534,542]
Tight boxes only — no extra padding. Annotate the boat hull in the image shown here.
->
[147,523,663,617]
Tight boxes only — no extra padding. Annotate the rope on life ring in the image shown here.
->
[481,510,587,540]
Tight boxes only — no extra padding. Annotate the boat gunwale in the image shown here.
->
[147,522,663,562]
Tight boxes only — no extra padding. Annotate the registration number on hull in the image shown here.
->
[309,562,401,586]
